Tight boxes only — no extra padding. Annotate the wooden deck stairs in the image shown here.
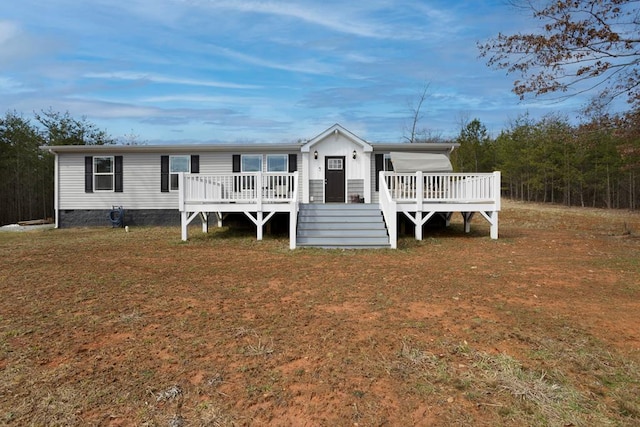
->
[296,203,391,249]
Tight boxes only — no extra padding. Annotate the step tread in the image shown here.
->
[296,204,389,248]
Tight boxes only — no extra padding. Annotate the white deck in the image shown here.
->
[179,171,501,249]
[379,171,501,248]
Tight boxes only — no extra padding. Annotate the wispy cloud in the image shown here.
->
[190,0,428,40]
[84,71,261,90]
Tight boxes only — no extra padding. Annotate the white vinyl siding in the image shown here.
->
[58,152,233,210]
[57,152,307,210]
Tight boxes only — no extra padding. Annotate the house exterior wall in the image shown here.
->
[309,180,323,203]
[347,179,364,202]
[49,124,459,228]
[307,134,367,182]
[56,150,302,226]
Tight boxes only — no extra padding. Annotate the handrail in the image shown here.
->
[182,172,297,204]
[378,171,397,249]
[384,172,499,203]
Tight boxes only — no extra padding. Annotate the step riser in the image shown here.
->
[299,209,380,216]
[297,238,390,245]
[298,217,383,223]
[298,230,388,238]
[296,203,390,249]
[299,204,378,210]
[298,223,387,230]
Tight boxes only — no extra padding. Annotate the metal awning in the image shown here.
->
[389,152,453,172]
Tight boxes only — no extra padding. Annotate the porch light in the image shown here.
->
[314,150,318,160]
[352,150,357,159]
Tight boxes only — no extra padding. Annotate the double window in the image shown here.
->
[233,154,293,173]
[85,156,123,193]
[241,154,289,172]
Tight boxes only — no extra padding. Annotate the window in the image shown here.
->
[94,156,114,191]
[170,155,190,191]
[241,155,262,172]
[266,155,287,172]
[327,158,343,170]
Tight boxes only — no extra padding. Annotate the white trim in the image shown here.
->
[301,123,373,153]
[93,156,115,192]
[54,153,59,228]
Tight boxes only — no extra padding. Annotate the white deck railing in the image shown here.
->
[384,171,501,204]
[180,172,297,206]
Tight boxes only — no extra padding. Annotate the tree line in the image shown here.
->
[451,112,640,209]
[0,110,114,226]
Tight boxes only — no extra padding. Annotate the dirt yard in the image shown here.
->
[1,200,639,426]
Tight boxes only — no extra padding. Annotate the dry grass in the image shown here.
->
[1,200,639,426]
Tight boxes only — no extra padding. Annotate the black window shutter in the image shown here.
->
[232,154,241,172]
[232,154,241,192]
[85,156,93,193]
[114,156,123,192]
[375,153,384,191]
[190,155,199,173]
[288,154,297,172]
[160,155,169,192]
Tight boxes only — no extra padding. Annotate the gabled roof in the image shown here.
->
[301,124,373,153]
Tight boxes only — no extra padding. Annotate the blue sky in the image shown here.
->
[1,0,592,144]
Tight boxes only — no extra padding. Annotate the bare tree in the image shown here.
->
[405,83,430,143]
[478,0,640,108]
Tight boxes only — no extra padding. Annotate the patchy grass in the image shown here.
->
[0,200,639,425]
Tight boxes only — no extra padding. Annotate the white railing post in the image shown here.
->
[416,171,423,205]
[493,171,501,210]
[256,173,263,209]
[289,173,299,250]
[379,171,397,249]
[178,173,185,211]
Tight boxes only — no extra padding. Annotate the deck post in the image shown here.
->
[256,211,263,240]
[200,212,209,234]
[415,213,423,240]
[462,212,475,233]
[415,171,424,241]
[181,211,188,241]
[480,211,499,239]
[491,212,499,239]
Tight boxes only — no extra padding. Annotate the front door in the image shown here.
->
[325,156,345,203]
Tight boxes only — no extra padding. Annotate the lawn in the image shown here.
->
[1,200,639,426]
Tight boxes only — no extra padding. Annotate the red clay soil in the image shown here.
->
[0,200,639,426]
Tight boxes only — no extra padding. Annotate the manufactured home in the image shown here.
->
[45,124,501,249]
